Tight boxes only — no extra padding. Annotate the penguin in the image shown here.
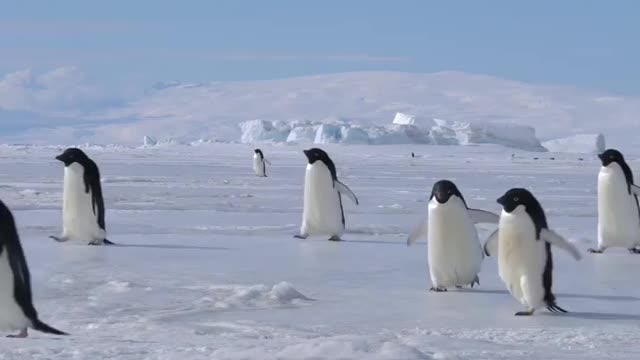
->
[0,200,68,338]
[253,149,271,177]
[484,188,581,316]
[51,148,113,246]
[407,180,500,291]
[295,148,359,241]
[589,149,640,254]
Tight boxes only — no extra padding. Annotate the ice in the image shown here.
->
[239,119,290,143]
[313,124,342,144]
[286,125,318,143]
[1,143,639,359]
[543,133,606,154]
[143,136,158,147]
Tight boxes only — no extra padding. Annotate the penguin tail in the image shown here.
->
[32,319,69,335]
[546,302,568,313]
[103,239,115,245]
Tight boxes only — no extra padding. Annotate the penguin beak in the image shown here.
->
[496,195,505,205]
[303,150,312,161]
[598,153,604,161]
[434,191,449,204]
[55,154,64,162]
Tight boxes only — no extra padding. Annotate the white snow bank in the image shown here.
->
[238,118,547,151]
[542,133,606,154]
[200,281,313,310]
[239,119,290,143]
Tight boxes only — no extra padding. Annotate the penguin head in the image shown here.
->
[599,149,625,167]
[254,149,263,158]
[303,148,331,165]
[497,188,548,233]
[430,180,465,205]
[56,148,90,168]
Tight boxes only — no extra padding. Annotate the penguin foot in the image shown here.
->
[628,248,640,254]
[49,235,68,242]
[547,303,568,313]
[588,248,604,254]
[7,328,28,338]
[515,309,535,316]
[293,234,308,239]
[328,236,342,241]
[429,287,447,292]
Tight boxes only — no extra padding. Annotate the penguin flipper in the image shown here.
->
[407,218,427,246]
[334,180,359,205]
[483,229,499,256]
[103,239,115,245]
[264,159,271,165]
[468,209,500,224]
[540,229,582,260]
[631,184,640,196]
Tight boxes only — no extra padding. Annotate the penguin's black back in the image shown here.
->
[83,158,106,231]
[0,200,38,322]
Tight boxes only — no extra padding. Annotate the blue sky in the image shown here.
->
[2,0,639,94]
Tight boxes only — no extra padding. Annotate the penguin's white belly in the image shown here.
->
[253,156,265,176]
[301,164,343,236]
[62,165,102,242]
[0,252,29,330]
[498,212,546,309]
[427,204,482,288]
[598,171,640,248]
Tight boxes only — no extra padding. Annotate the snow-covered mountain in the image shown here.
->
[1,70,639,148]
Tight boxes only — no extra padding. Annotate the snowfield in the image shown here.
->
[0,143,639,359]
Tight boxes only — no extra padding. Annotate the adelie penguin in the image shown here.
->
[0,200,68,338]
[51,148,113,246]
[253,149,271,177]
[589,149,640,254]
[407,180,500,292]
[484,188,581,316]
[295,148,359,241]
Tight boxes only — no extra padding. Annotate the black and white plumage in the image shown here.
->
[295,148,359,241]
[51,148,113,246]
[0,200,68,338]
[484,188,581,316]
[407,180,499,291]
[590,149,640,254]
[253,149,271,177]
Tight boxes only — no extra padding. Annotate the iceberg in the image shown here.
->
[542,133,606,154]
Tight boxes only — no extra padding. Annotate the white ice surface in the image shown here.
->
[543,133,607,154]
[0,144,639,359]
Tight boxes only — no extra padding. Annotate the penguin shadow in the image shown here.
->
[108,243,230,251]
[455,288,640,303]
[542,311,640,321]
[342,239,408,246]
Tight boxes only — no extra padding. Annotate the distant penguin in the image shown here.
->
[253,149,271,177]
[590,149,640,253]
[295,148,359,241]
[411,152,415,158]
[51,148,113,245]
[0,200,68,338]
[407,180,499,291]
[484,188,581,316]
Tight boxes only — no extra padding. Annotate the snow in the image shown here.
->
[3,70,640,151]
[543,133,607,154]
[0,143,639,359]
